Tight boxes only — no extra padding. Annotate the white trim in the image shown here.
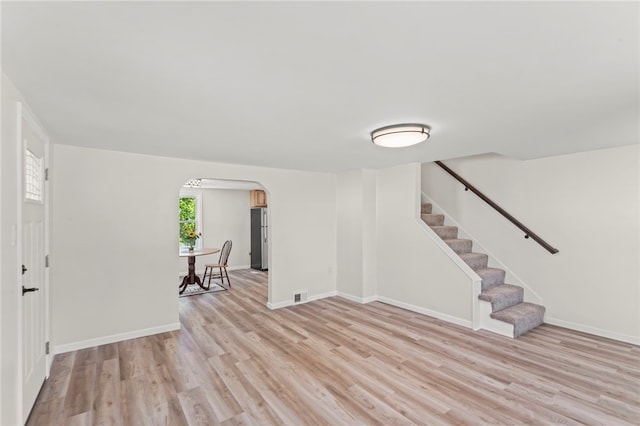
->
[179,265,251,277]
[376,296,473,329]
[266,290,338,310]
[16,101,24,425]
[337,292,377,304]
[44,127,51,376]
[545,317,640,346]
[53,322,181,355]
[266,300,290,310]
[415,217,480,281]
[228,265,250,271]
[471,279,483,331]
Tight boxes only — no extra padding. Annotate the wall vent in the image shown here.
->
[294,291,308,303]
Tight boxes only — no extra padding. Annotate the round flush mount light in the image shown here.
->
[370,123,431,148]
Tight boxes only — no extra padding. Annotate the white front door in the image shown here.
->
[20,104,48,420]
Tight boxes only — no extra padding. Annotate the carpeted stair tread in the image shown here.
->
[490,302,545,337]
[421,203,432,214]
[444,239,473,254]
[475,267,506,290]
[459,252,489,271]
[479,284,524,312]
[430,225,458,240]
[421,213,445,226]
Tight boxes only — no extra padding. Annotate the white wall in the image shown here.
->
[336,170,365,299]
[336,170,378,302]
[375,164,474,325]
[361,170,377,300]
[422,146,640,343]
[51,144,337,350]
[179,188,251,271]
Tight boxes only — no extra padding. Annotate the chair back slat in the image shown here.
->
[219,240,232,266]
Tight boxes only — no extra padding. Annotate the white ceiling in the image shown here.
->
[2,1,638,172]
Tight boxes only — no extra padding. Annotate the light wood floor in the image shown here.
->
[28,270,640,425]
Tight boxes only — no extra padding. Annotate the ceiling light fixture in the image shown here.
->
[370,123,431,148]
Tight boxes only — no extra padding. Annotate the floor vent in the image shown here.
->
[294,291,308,303]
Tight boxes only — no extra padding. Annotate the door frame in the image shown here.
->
[16,101,51,423]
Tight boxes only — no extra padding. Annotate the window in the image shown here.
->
[25,148,43,202]
[179,191,202,250]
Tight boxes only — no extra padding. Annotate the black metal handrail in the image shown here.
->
[434,161,559,254]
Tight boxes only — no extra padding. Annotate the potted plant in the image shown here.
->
[183,231,201,251]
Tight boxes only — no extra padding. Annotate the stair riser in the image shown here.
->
[422,214,445,226]
[480,271,505,291]
[421,203,432,214]
[489,291,523,312]
[446,240,473,254]
[492,297,522,312]
[491,306,545,338]
[431,226,458,240]
[462,255,488,271]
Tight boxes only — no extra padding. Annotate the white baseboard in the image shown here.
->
[268,291,472,331]
[228,265,251,271]
[545,316,640,346]
[269,295,638,345]
[337,292,377,304]
[179,265,251,277]
[267,290,338,310]
[266,300,290,310]
[53,322,181,355]
[309,290,338,302]
[376,296,473,329]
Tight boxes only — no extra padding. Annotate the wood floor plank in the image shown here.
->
[35,351,75,404]
[93,358,122,426]
[27,269,640,425]
[119,376,151,426]
[208,354,282,425]
[177,386,220,425]
[153,364,191,426]
[62,349,97,421]
[234,357,308,424]
[162,336,201,394]
[25,397,65,426]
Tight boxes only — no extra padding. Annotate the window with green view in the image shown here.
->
[179,196,200,248]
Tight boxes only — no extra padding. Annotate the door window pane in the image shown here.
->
[25,148,43,202]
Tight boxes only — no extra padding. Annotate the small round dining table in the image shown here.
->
[179,247,220,294]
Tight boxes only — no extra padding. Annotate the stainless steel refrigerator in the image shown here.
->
[250,208,268,270]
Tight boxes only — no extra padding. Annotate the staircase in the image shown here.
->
[421,202,545,337]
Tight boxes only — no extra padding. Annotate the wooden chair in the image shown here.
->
[203,240,232,289]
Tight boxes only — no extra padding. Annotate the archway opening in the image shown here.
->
[176,178,271,304]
